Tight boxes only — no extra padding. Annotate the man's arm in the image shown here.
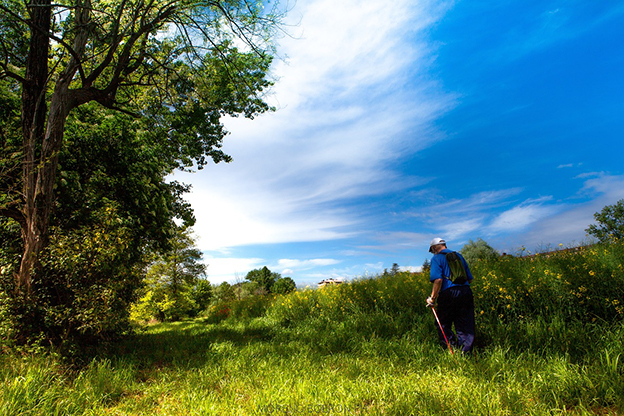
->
[427,278,442,306]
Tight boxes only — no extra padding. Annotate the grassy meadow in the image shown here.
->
[2,242,624,415]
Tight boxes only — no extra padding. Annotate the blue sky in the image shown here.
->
[173,0,624,287]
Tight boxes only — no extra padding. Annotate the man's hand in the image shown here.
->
[426,296,435,307]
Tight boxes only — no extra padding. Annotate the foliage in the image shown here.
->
[422,258,431,272]
[233,281,261,299]
[189,279,213,313]
[1,203,145,349]
[586,199,624,242]
[212,282,235,304]
[470,243,624,330]
[460,238,499,263]
[216,295,275,321]
[1,102,204,348]
[382,262,401,277]
[0,0,280,348]
[131,226,207,322]
[203,302,231,324]
[58,104,197,243]
[245,266,281,293]
[272,277,296,295]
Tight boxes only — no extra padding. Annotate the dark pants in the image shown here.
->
[435,285,475,353]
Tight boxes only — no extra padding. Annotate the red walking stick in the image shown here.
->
[429,305,456,360]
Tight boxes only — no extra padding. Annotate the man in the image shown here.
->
[426,237,475,353]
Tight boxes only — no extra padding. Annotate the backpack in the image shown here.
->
[445,251,468,284]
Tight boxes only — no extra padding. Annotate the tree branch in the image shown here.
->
[0,64,27,84]
[0,2,89,83]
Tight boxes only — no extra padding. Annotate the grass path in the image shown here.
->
[3,318,622,415]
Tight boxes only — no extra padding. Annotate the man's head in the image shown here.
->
[429,237,447,254]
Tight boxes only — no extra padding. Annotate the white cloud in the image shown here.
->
[441,217,485,240]
[440,188,524,212]
[202,256,265,284]
[489,202,559,232]
[180,0,455,253]
[360,231,432,253]
[180,182,355,251]
[580,174,624,199]
[278,258,341,269]
[398,174,624,255]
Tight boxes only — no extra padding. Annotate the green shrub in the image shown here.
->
[228,295,275,320]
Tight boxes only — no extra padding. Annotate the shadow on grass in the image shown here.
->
[108,319,276,370]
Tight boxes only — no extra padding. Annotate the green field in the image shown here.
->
[2,243,624,415]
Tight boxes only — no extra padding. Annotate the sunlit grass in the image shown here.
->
[3,319,622,415]
[1,242,623,415]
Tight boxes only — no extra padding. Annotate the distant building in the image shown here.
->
[317,278,344,288]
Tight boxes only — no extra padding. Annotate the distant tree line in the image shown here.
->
[132,259,297,324]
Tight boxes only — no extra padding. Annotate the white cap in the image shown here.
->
[429,237,446,253]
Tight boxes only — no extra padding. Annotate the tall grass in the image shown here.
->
[1,242,623,415]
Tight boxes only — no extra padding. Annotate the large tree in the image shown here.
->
[0,0,278,298]
[2,102,215,345]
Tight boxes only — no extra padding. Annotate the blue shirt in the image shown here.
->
[430,248,473,292]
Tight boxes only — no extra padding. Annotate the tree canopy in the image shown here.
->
[460,238,499,263]
[245,266,281,293]
[586,199,624,243]
[0,0,281,347]
[272,277,296,294]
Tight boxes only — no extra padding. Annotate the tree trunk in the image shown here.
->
[17,0,90,294]
[18,90,73,286]
[17,0,52,293]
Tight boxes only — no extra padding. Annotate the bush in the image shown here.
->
[204,302,231,324]
[229,295,275,320]
[189,279,213,313]
[461,238,499,263]
[267,272,431,336]
[1,205,144,351]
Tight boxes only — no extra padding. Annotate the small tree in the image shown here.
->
[586,199,624,243]
[213,282,235,303]
[422,258,431,273]
[460,238,498,263]
[189,279,213,314]
[137,226,206,321]
[272,277,296,294]
[245,266,281,293]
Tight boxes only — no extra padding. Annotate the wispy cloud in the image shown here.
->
[180,0,456,253]
[417,174,624,252]
[512,174,624,250]
[277,258,340,272]
[488,198,559,233]
[172,1,622,284]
